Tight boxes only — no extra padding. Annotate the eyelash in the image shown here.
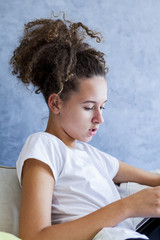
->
[84,107,105,111]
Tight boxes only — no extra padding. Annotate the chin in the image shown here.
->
[79,136,92,143]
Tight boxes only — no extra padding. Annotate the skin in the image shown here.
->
[19,76,160,240]
[46,76,107,147]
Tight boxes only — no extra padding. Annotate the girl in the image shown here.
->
[10,13,160,240]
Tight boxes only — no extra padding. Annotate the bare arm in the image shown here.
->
[113,160,160,186]
[19,159,160,240]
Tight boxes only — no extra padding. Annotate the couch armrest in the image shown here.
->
[0,166,21,236]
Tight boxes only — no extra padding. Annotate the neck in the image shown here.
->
[45,112,77,149]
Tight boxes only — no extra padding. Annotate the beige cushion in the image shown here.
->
[0,166,21,236]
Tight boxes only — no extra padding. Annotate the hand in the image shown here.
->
[127,186,160,218]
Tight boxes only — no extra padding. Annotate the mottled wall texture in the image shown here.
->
[0,0,160,170]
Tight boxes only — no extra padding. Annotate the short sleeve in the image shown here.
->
[16,133,64,186]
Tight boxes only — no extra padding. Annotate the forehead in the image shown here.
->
[76,76,107,102]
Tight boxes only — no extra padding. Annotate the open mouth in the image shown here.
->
[89,128,97,136]
[90,128,96,132]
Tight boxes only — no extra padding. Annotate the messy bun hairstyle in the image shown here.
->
[10,12,108,103]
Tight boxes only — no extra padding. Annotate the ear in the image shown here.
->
[48,94,63,114]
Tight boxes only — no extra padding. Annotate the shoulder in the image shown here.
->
[26,132,62,145]
[17,132,67,184]
[24,132,67,152]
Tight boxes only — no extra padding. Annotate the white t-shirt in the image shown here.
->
[16,132,133,229]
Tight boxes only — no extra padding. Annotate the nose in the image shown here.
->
[92,109,104,124]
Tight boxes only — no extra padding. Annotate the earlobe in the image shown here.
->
[48,94,61,114]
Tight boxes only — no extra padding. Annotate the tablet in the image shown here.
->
[136,218,160,240]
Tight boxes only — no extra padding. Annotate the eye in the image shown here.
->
[84,107,94,111]
[100,106,105,110]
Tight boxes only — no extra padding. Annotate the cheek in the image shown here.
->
[76,112,93,128]
[61,106,93,127]
[69,112,91,129]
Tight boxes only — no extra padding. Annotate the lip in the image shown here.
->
[89,128,98,137]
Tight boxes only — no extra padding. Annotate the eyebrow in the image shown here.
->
[83,100,107,104]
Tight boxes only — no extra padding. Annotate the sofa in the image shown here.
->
[0,166,21,237]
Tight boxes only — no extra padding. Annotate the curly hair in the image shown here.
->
[10,12,108,103]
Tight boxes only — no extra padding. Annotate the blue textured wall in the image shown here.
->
[0,0,160,170]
